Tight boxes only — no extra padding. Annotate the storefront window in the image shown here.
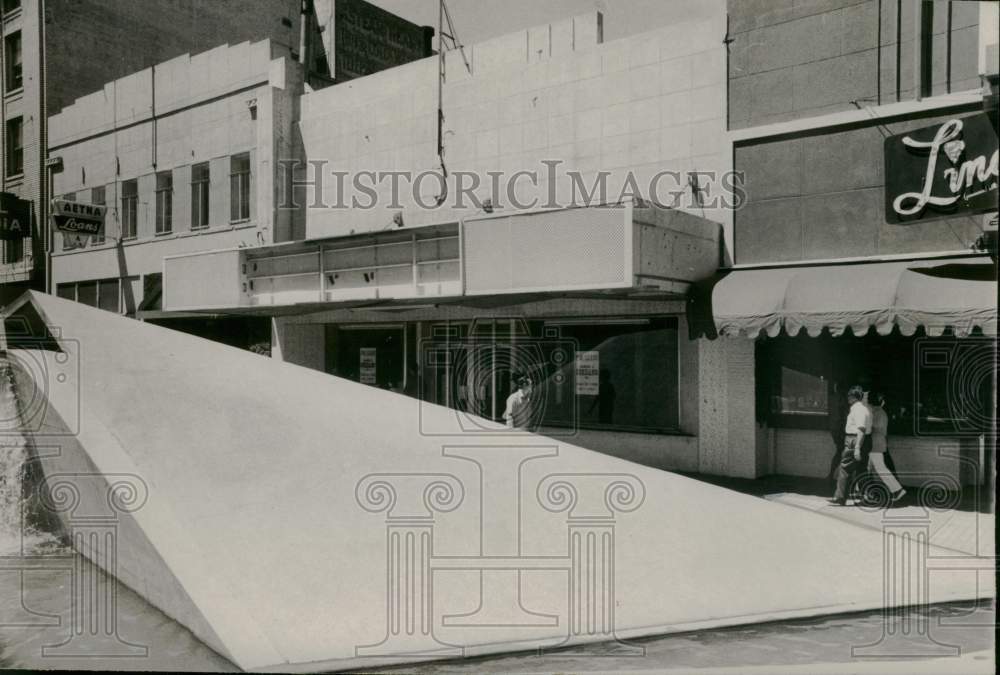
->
[537,318,680,432]
[777,366,828,416]
[760,331,995,436]
[765,338,830,418]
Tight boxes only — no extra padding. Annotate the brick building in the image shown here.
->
[1,0,431,307]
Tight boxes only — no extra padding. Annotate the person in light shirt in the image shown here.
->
[829,385,871,506]
[503,374,534,430]
[868,392,906,503]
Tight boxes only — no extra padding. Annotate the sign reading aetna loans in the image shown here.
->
[885,113,999,224]
[52,199,107,236]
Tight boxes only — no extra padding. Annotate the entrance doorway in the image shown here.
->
[420,320,539,424]
[329,325,405,392]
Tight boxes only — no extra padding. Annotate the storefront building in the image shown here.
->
[159,9,766,473]
[703,0,999,486]
[45,40,305,349]
[0,0,343,308]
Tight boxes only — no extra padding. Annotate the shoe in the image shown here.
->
[891,489,907,503]
[827,498,847,506]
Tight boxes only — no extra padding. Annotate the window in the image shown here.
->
[230,153,250,222]
[121,179,137,239]
[98,278,120,313]
[57,278,121,313]
[4,31,21,92]
[56,283,75,301]
[155,171,172,234]
[191,162,210,229]
[91,186,106,243]
[767,338,830,418]
[2,0,21,15]
[1,235,22,263]
[537,318,680,432]
[758,331,994,436]
[5,116,23,177]
[76,281,97,307]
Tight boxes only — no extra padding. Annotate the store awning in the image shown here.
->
[692,256,997,338]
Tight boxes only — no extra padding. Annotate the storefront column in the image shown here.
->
[696,338,760,478]
[271,318,325,372]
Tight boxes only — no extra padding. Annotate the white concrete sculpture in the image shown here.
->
[4,292,992,672]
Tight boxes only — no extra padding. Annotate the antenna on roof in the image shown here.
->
[435,0,471,206]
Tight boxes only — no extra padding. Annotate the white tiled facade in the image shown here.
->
[298,11,734,258]
[48,40,303,309]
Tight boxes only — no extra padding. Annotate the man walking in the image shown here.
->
[503,373,535,430]
[828,385,871,506]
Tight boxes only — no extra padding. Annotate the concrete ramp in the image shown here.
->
[4,292,993,672]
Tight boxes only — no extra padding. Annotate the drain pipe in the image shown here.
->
[39,0,51,294]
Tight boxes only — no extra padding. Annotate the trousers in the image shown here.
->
[832,435,869,502]
[869,452,902,493]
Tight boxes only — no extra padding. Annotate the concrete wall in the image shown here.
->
[733,106,987,264]
[298,10,735,259]
[271,319,325,371]
[47,41,302,302]
[697,336,759,477]
[728,0,982,129]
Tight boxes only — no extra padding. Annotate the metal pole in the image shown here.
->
[913,1,923,101]
[40,0,51,294]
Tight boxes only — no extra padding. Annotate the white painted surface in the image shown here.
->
[15,293,991,671]
[298,11,733,256]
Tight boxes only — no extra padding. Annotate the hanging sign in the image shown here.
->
[885,113,999,224]
[0,192,31,241]
[52,199,107,237]
[359,347,377,385]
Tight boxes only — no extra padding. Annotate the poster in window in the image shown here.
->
[359,347,377,385]
[575,351,600,396]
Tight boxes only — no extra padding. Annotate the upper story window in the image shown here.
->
[191,162,210,229]
[121,179,138,239]
[155,171,173,234]
[4,31,22,92]
[230,153,250,222]
[4,116,22,177]
[91,186,106,244]
[2,0,21,15]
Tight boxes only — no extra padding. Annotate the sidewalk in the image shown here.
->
[678,473,995,558]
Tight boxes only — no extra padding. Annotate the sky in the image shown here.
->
[366,0,724,46]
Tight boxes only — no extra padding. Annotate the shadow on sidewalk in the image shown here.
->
[675,472,993,514]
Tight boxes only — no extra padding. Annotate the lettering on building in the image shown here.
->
[885,113,999,224]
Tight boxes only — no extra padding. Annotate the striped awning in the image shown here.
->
[701,256,997,338]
